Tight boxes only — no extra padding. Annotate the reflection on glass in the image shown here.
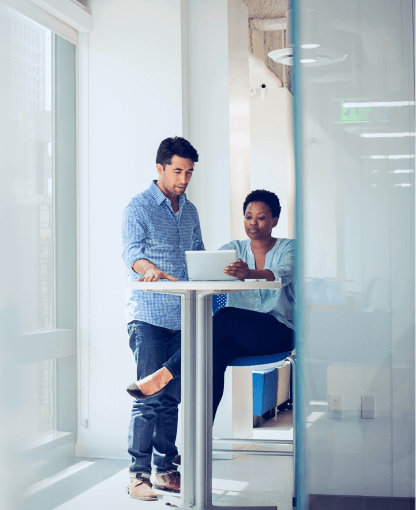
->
[6,8,54,332]
[343,101,415,108]
[360,132,415,138]
[295,0,415,505]
[368,154,415,159]
[21,360,56,439]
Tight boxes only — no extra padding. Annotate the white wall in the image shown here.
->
[185,0,232,249]
[250,87,294,240]
[228,0,250,241]
[76,0,183,459]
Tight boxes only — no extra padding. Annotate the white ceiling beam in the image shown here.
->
[249,17,286,32]
[30,0,92,32]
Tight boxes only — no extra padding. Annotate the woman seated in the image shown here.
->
[126,189,295,424]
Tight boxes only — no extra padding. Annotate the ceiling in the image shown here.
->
[242,0,292,92]
[241,0,290,19]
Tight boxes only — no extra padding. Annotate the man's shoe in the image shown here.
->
[126,475,158,501]
[152,470,180,493]
[173,455,181,466]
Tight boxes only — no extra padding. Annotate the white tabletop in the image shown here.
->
[115,280,281,291]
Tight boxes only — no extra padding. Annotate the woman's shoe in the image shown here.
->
[126,381,163,400]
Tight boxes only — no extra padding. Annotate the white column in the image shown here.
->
[184,0,253,454]
[185,0,250,249]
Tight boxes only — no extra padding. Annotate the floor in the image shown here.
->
[21,408,293,510]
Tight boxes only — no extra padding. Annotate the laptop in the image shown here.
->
[185,250,239,281]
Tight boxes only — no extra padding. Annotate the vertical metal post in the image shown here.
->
[196,292,213,510]
[288,355,297,508]
[204,294,213,508]
[181,290,196,509]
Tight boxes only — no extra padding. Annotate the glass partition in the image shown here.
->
[293,0,415,507]
[0,4,77,505]
[22,359,56,439]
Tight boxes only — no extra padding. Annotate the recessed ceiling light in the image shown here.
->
[268,9,346,67]
[367,154,415,159]
[360,132,416,138]
[268,47,347,67]
[343,100,415,108]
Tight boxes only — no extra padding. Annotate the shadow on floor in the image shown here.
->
[20,459,129,510]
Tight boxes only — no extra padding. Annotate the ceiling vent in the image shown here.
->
[268,10,348,67]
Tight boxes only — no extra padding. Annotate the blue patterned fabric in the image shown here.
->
[220,239,295,330]
[212,294,227,315]
[122,181,204,329]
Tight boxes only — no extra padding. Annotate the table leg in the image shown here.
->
[195,292,213,510]
[181,290,196,510]
[205,295,213,506]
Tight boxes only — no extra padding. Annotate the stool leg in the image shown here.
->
[287,355,296,508]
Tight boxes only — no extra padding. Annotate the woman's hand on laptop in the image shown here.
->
[224,259,249,281]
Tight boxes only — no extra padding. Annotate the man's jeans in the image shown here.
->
[127,320,181,475]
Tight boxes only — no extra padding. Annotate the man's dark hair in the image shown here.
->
[243,189,281,218]
[156,137,199,168]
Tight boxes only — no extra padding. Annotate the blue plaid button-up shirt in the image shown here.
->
[122,181,204,329]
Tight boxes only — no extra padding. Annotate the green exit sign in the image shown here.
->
[334,99,389,124]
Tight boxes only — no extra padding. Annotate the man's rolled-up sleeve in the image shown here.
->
[268,239,295,288]
[122,204,148,272]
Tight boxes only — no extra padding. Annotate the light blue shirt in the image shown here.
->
[122,181,204,329]
[220,239,295,330]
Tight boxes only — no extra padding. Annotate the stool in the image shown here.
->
[252,367,278,425]
[211,294,297,508]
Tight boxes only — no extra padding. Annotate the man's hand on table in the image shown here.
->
[224,259,249,281]
[133,259,178,282]
[137,268,178,282]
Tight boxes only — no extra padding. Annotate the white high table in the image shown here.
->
[120,280,281,510]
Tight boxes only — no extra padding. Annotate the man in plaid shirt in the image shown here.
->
[122,137,204,501]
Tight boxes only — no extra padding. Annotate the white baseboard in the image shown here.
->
[75,445,130,461]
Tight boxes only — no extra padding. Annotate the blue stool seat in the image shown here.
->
[230,351,292,367]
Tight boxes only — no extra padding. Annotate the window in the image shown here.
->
[0,5,77,473]
[7,12,54,333]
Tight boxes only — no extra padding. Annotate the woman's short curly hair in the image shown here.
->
[243,189,281,218]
